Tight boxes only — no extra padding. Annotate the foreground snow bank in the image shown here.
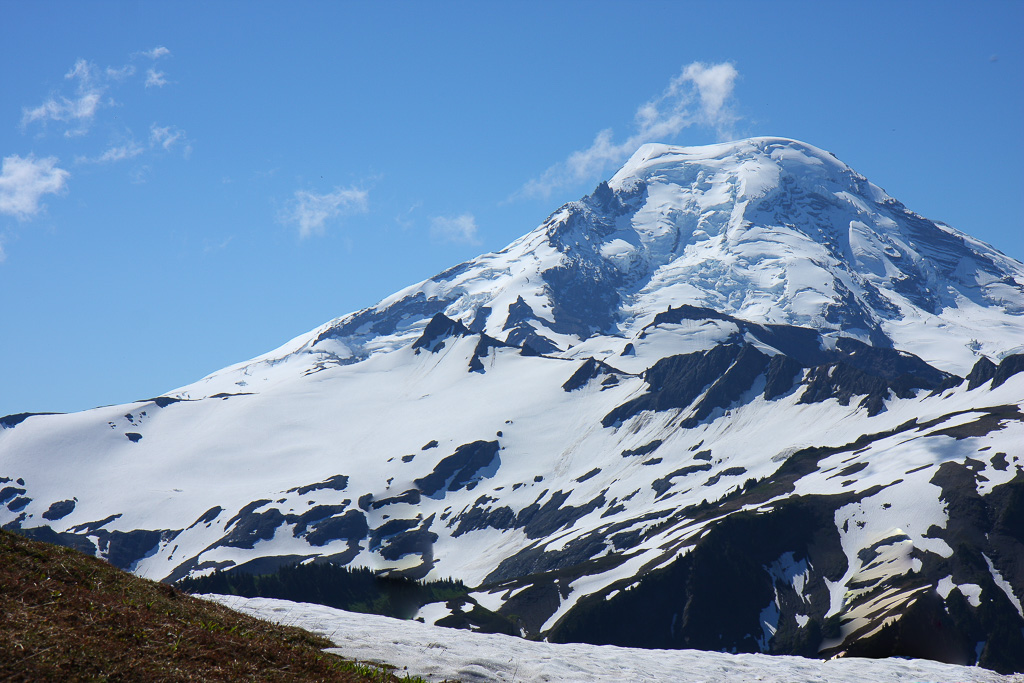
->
[204,595,1019,683]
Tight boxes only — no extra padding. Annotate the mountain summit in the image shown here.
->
[3,138,1024,673]
[194,137,1021,400]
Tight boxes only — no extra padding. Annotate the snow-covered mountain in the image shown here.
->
[3,137,1024,672]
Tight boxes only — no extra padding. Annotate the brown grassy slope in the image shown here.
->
[0,529,432,682]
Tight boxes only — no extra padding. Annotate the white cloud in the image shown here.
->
[64,58,94,83]
[682,62,740,123]
[395,202,422,230]
[21,92,102,131]
[145,69,168,88]
[99,142,144,162]
[22,50,179,140]
[76,124,188,164]
[0,154,70,219]
[284,186,369,238]
[430,214,481,245]
[21,58,105,135]
[141,46,171,60]
[20,92,102,129]
[106,64,136,81]
[517,61,739,200]
[150,123,187,151]
[78,141,145,164]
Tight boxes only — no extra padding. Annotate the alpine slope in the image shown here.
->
[3,137,1023,672]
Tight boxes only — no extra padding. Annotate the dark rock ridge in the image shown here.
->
[563,358,625,392]
[414,441,501,498]
[286,475,349,496]
[503,296,561,355]
[412,312,520,372]
[412,313,472,353]
[603,319,954,428]
[42,500,76,521]
[0,412,61,429]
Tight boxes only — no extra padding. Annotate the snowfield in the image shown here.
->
[207,595,1021,683]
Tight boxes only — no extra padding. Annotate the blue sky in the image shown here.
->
[1,0,1022,416]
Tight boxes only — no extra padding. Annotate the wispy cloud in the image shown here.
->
[6,48,185,243]
[0,154,70,220]
[203,236,234,254]
[684,62,741,125]
[283,186,369,238]
[64,58,93,83]
[149,123,187,152]
[74,124,187,165]
[78,141,146,165]
[145,69,168,88]
[140,46,171,60]
[130,164,151,185]
[430,214,481,245]
[106,64,136,81]
[21,59,105,136]
[516,61,739,200]
[21,48,179,139]
[395,202,422,230]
